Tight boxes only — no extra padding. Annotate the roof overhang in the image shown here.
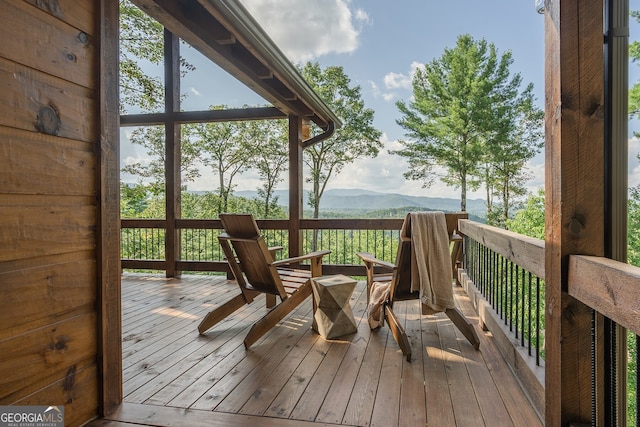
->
[130,0,341,131]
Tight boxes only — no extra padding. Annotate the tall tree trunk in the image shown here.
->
[312,179,320,250]
[460,174,467,212]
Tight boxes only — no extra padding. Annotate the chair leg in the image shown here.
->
[385,305,412,362]
[445,307,480,350]
[198,293,248,335]
[244,284,312,348]
[265,294,276,308]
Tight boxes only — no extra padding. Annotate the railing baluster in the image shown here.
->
[528,271,532,357]
[536,276,541,365]
[515,264,520,340]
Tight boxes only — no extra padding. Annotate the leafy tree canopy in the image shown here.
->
[299,62,383,218]
[394,34,542,214]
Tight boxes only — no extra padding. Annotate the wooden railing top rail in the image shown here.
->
[569,255,640,337]
[458,219,545,278]
[122,218,406,231]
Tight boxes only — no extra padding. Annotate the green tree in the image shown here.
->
[192,106,257,215]
[299,62,382,219]
[394,34,538,213]
[122,125,202,195]
[505,189,545,240]
[483,98,544,227]
[248,119,288,218]
[119,0,164,113]
[630,10,640,128]
[120,182,150,217]
[629,185,640,267]
[119,0,194,113]
[120,1,199,194]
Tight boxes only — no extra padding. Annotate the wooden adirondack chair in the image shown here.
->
[198,213,330,348]
[357,212,479,361]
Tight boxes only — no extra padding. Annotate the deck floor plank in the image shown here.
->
[368,302,404,427]
[398,295,427,427]
[438,313,485,427]
[121,280,229,344]
[340,316,388,426]
[251,284,368,418]
[143,301,267,406]
[423,312,458,426]
[190,301,314,411]
[287,284,369,422]
[107,273,543,427]
[126,301,263,403]
[314,308,384,424]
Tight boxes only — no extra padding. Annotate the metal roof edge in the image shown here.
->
[204,0,342,129]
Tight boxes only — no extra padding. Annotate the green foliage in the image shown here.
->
[119,0,164,113]
[122,125,202,194]
[506,189,545,240]
[120,182,150,217]
[630,11,640,127]
[246,119,288,218]
[629,186,640,268]
[188,106,289,217]
[299,62,383,219]
[482,86,544,227]
[119,0,195,113]
[394,34,542,217]
[121,184,287,220]
[628,331,638,426]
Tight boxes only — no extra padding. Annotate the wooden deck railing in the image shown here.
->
[458,219,640,425]
[457,219,546,417]
[568,255,640,426]
[121,218,404,276]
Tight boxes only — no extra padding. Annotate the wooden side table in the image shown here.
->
[310,274,357,339]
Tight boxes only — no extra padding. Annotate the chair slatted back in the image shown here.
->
[219,214,287,298]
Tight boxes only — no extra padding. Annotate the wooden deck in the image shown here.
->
[93,273,542,427]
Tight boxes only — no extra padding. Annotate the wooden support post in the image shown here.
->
[97,0,122,415]
[288,115,303,259]
[165,29,181,278]
[544,0,605,425]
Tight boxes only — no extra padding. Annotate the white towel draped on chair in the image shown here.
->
[409,211,456,314]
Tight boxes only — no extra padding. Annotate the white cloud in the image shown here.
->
[383,61,424,90]
[354,8,371,24]
[326,134,428,195]
[190,87,202,96]
[123,155,149,166]
[383,72,410,90]
[239,0,366,62]
[376,62,424,102]
[383,92,397,102]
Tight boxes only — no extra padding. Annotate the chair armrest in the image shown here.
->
[268,246,284,258]
[356,252,395,270]
[271,250,331,267]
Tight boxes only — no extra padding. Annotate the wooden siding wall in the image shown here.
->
[0,1,105,425]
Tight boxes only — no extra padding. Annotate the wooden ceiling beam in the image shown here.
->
[130,0,337,130]
[120,106,286,127]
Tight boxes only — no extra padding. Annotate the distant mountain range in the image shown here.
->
[233,188,486,218]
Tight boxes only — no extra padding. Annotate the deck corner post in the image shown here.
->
[544,0,606,425]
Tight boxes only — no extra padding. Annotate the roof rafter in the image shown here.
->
[130,0,340,131]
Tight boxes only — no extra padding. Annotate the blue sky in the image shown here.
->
[122,0,640,200]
